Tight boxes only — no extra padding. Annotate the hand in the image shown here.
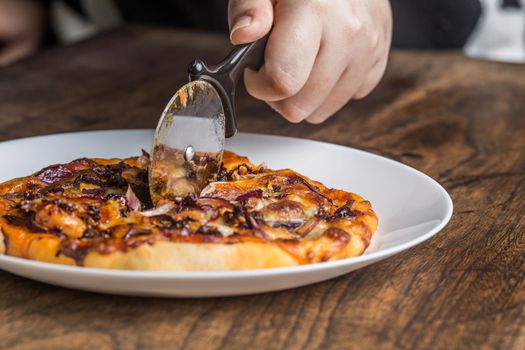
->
[0,0,46,66]
[228,0,392,124]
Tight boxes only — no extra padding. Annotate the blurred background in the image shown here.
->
[0,0,524,67]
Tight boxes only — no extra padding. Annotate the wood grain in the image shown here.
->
[0,26,523,350]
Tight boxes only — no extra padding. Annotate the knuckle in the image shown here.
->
[341,18,363,39]
[266,66,302,97]
[304,0,328,12]
[369,32,381,51]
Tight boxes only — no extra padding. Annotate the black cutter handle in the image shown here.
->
[188,35,269,138]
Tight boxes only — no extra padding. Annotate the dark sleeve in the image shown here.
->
[59,0,483,49]
[391,0,482,49]
[114,0,229,32]
[58,0,229,31]
[35,0,57,46]
[59,0,85,15]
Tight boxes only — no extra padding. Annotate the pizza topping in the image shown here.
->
[235,189,263,202]
[263,200,304,218]
[206,222,235,237]
[121,227,151,241]
[54,199,77,214]
[36,164,74,184]
[125,185,142,211]
[121,167,151,208]
[74,173,101,187]
[86,204,101,221]
[140,202,175,217]
[197,225,222,236]
[0,151,377,267]
[241,208,269,239]
[324,227,351,245]
[34,203,87,238]
[99,200,122,227]
[290,176,334,204]
[81,228,104,239]
[333,200,357,219]
[196,197,233,210]
[315,207,329,219]
[0,198,14,211]
[3,213,44,233]
[2,192,20,200]
[295,217,321,237]
[57,239,91,265]
[81,188,106,198]
[216,162,265,182]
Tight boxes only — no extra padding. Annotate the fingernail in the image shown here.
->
[230,15,252,43]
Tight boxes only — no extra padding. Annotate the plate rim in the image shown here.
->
[0,129,453,278]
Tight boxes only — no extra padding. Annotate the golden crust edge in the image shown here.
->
[0,179,379,271]
[83,242,301,271]
[0,226,301,270]
[0,229,5,255]
[0,226,378,272]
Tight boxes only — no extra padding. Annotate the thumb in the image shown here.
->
[228,0,273,45]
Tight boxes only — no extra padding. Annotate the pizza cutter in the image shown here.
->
[149,36,268,204]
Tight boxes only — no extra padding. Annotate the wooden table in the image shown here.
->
[0,26,523,350]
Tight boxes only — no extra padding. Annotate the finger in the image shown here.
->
[244,0,322,102]
[354,58,388,99]
[306,54,388,124]
[266,40,348,122]
[304,66,363,124]
[228,0,273,45]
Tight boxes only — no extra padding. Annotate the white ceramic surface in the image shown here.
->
[0,130,453,297]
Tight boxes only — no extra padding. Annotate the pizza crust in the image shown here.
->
[0,225,299,270]
[83,242,299,271]
[0,225,372,271]
[0,230,5,255]
[0,216,375,271]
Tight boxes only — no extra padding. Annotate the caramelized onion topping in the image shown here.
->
[36,165,73,184]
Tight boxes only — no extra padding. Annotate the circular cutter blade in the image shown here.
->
[149,80,225,204]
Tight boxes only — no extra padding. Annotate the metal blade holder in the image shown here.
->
[187,35,268,138]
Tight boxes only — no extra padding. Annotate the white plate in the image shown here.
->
[0,130,452,297]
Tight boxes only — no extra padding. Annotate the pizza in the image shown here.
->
[0,151,377,271]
